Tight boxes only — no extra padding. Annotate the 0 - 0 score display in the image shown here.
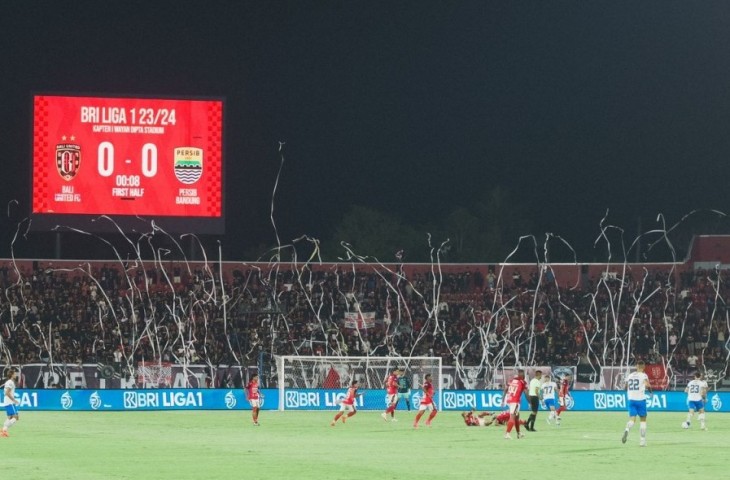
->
[32,95,223,219]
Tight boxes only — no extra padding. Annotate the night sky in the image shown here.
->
[3,1,730,261]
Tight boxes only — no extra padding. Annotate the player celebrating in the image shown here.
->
[462,410,494,427]
[525,370,542,431]
[622,361,652,447]
[684,372,708,430]
[1,369,20,437]
[540,373,559,425]
[555,374,571,426]
[245,374,262,426]
[501,369,529,439]
[331,380,362,426]
[413,373,437,428]
[381,367,400,422]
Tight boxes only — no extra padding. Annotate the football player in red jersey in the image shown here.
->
[492,410,527,427]
[461,410,526,428]
[462,410,495,427]
[556,374,572,426]
[331,380,362,426]
[381,368,401,422]
[413,373,438,428]
[245,374,261,426]
[501,369,529,439]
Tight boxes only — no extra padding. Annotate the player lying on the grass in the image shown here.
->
[331,380,363,426]
[462,410,495,427]
[461,410,527,428]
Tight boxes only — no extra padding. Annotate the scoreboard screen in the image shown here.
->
[31,94,224,233]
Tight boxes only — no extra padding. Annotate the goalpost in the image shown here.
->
[275,356,443,411]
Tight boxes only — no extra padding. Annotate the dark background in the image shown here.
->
[3,1,730,262]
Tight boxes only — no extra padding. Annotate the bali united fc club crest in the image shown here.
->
[173,147,203,184]
[56,142,81,181]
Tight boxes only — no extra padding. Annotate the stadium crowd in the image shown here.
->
[0,261,728,377]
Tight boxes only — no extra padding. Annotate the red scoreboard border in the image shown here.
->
[29,93,226,234]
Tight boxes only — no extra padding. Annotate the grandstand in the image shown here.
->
[1,235,728,392]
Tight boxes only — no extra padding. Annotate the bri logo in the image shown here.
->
[443,392,476,409]
[593,393,625,409]
[285,391,319,409]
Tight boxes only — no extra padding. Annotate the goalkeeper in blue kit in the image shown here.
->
[396,372,412,411]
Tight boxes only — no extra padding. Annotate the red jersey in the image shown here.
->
[495,410,526,426]
[559,378,570,398]
[342,386,359,405]
[504,376,528,404]
[421,380,434,405]
[246,381,259,400]
[464,412,480,426]
[494,411,511,425]
[386,374,398,395]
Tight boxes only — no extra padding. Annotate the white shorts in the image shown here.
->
[385,393,397,406]
[476,417,486,427]
[507,402,520,415]
[249,399,261,408]
[418,401,435,412]
[339,403,356,412]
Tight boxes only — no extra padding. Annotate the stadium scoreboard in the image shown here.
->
[31,94,224,233]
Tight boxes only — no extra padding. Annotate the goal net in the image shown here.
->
[275,356,442,411]
[136,359,173,388]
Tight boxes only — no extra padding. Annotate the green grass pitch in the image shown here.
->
[1,410,726,479]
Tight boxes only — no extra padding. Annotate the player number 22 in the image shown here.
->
[97,141,157,177]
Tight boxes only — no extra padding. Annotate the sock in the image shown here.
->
[414,412,423,425]
[427,410,437,423]
[406,401,411,411]
[333,413,342,422]
[698,413,705,427]
[3,418,16,431]
[686,413,692,423]
[527,413,536,428]
[515,417,521,433]
[506,419,514,433]
[347,411,356,417]
[640,421,646,440]
[626,420,634,431]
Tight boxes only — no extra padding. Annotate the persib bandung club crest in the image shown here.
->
[173,147,203,184]
[56,143,81,181]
